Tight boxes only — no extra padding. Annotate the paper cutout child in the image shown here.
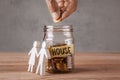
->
[36,41,51,76]
[28,41,40,72]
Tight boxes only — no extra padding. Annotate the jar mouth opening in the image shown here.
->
[45,25,72,28]
[44,25,73,32]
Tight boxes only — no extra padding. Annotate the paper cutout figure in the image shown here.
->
[36,41,51,76]
[28,41,40,72]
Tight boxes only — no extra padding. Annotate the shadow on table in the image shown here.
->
[72,67,97,73]
[72,64,119,73]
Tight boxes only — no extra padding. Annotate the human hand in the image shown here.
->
[46,0,77,22]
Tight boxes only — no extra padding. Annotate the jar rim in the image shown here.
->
[44,25,73,32]
[45,25,72,28]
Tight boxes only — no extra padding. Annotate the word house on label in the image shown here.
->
[49,44,74,57]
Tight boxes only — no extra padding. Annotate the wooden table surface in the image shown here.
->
[0,52,120,80]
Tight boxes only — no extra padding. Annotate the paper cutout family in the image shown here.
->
[28,39,72,76]
[28,41,51,76]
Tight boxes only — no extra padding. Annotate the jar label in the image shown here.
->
[48,44,74,58]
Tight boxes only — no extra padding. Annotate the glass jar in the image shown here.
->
[43,25,74,73]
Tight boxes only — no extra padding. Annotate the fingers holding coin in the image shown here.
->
[46,0,61,22]
[46,0,77,23]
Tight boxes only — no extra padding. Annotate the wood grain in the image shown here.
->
[0,52,120,80]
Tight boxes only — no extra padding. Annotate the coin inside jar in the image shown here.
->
[47,57,68,72]
[46,43,73,73]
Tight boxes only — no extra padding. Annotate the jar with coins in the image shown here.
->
[43,25,74,73]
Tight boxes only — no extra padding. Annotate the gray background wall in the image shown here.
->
[0,0,120,52]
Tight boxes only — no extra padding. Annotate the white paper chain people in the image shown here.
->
[28,41,40,72]
[36,41,51,75]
